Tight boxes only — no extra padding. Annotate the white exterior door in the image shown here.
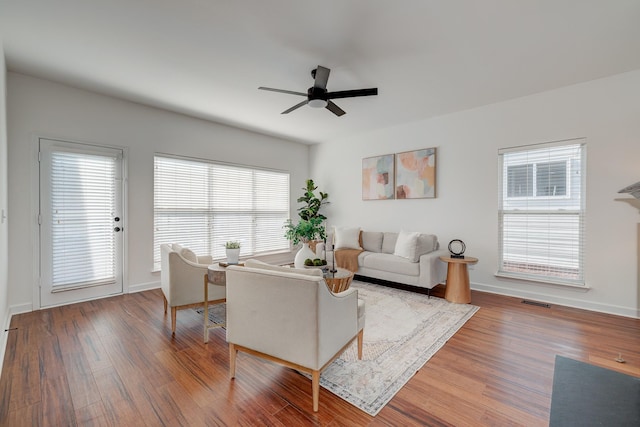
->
[39,138,124,307]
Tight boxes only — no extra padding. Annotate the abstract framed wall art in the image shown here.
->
[395,147,437,199]
[362,154,395,200]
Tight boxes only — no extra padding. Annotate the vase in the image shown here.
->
[226,248,240,264]
[294,242,316,269]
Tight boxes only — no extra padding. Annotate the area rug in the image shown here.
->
[549,355,640,426]
[196,281,479,416]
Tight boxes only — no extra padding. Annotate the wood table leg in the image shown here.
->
[444,262,471,304]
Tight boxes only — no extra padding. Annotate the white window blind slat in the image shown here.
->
[153,155,290,269]
[498,141,585,285]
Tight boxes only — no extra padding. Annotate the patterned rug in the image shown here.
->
[197,281,479,416]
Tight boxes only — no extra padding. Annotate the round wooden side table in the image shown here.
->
[324,268,354,293]
[439,256,478,304]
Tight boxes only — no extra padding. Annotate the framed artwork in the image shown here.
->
[362,154,395,200]
[395,147,437,199]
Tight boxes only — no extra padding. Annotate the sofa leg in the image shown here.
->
[312,370,320,412]
[357,329,364,360]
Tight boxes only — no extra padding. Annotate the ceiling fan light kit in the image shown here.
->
[259,65,378,116]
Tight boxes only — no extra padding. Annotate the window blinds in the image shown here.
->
[153,155,290,269]
[498,141,585,285]
[50,151,118,288]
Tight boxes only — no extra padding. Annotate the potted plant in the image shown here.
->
[225,240,241,264]
[284,179,329,268]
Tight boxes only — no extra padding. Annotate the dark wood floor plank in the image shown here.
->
[1,286,638,426]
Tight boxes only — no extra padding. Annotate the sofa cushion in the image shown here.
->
[394,230,420,261]
[244,259,323,277]
[381,232,398,254]
[413,234,438,262]
[361,231,383,253]
[334,226,362,250]
[360,252,420,276]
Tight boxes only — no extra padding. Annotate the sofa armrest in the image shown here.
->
[418,249,449,289]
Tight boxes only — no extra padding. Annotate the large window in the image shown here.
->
[153,155,290,270]
[498,140,585,285]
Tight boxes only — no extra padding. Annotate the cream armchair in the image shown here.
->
[225,261,365,412]
[160,243,226,333]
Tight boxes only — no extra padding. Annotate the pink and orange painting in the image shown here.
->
[395,148,436,199]
[362,154,395,200]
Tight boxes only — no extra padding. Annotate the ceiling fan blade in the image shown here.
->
[313,66,330,90]
[258,87,307,97]
[325,88,378,99]
[326,101,346,117]
[281,100,309,114]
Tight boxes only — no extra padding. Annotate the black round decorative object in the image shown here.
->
[448,239,466,259]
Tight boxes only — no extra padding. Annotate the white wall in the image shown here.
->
[311,69,640,318]
[7,72,309,310]
[0,41,10,371]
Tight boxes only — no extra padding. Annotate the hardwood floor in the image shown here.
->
[0,284,638,426]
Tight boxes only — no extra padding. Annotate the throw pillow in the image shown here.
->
[394,230,420,261]
[334,226,362,250]
[180,247,198,263]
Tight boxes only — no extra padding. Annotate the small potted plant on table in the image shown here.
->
[225,241,241,264]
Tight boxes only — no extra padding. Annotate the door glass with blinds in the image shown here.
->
[498,140,585,286]
[39,139,124,307]
[153,155,290,270]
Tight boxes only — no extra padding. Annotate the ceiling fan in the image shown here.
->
[259,65,378,116]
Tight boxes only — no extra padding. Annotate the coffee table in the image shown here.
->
[324,267,354,293]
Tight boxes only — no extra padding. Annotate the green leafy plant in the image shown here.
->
[297,179,329,221]
[284,179,330,245]
[224,241,241,249]
[284,217,326,245]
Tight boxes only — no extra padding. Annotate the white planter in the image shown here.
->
[226,248,240,264]
[294,243,316,269]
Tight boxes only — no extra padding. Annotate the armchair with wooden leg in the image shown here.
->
[225,262,365,412]
[160,243,226,334]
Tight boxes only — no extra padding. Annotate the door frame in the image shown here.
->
[31,135,129,309]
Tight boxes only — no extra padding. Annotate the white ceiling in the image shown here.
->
[2,0,640,144]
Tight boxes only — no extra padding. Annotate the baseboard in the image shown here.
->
[0,302,32,376]
[471,282,640,319]
[128,280,160,293]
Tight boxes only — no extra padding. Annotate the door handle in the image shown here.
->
[114,227,121,232]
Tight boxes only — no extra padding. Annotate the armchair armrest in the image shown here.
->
[197,254,213,264]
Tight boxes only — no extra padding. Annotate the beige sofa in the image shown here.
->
[317,230,448,293]
[225,260,365,412]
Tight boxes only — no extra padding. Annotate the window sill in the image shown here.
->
[495,271,590,291]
